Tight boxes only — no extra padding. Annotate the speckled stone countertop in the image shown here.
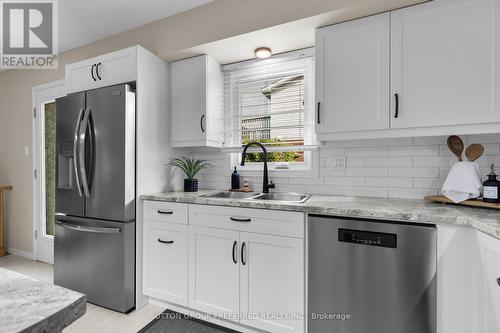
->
[0,267,86,333]
[141,190,500,240]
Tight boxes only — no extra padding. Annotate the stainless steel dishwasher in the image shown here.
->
[308,215,437,333]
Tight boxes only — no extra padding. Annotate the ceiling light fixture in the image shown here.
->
[255,47,272,59]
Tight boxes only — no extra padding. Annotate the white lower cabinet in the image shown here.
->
[188,226,240,315]
[478,231,500,333]
[143,220,188,306]
[142,201,305,333]
[240,232,304,333]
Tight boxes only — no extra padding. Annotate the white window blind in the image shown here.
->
[222,48,316,158]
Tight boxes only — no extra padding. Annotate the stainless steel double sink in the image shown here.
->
[202,191,311,203]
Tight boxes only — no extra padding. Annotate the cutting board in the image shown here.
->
[424,195,500,210]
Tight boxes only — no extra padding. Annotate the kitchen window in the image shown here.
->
[223,48,317,174]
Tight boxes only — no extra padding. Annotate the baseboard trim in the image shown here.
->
[7,247,35,260]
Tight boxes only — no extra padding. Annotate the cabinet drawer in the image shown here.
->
[189,204,304,238]
[143,201,188,225]
[143,221,188,306]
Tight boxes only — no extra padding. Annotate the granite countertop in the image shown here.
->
[141,190,500,240]
[0,267,86,333]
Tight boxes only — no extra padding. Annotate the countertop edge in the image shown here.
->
[140,191,500,241]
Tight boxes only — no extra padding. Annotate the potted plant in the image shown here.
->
[168,157,210,192]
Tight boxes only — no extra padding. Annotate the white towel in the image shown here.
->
[441,161,482,203]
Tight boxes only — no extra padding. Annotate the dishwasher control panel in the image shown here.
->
[338,228,397,248]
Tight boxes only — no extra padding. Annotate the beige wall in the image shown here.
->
[0,0,424,253]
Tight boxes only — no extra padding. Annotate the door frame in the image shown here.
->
[32,79,65,263]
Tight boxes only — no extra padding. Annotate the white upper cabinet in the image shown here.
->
[65,46,137,94]
[316,0,500,140]
[316,13,390,134]
[391,0,500,129]
[171,55,224,148]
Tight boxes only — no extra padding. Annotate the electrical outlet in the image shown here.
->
[331,156,346,169]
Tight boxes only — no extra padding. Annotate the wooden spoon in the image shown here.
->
[447,135,464,161]
[465,144,484,162]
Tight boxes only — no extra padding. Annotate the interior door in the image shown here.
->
[316,13,390,133]
[55,92,85,216]
[85,84,135,221]
[390,0,500,128]
[239,232,305,333]
[188,226,240,315]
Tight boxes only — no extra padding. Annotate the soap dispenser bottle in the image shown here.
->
[231,167,240,190]
[483,164,500,203]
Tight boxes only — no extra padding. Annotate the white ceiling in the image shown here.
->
[168,0,426,64]
[58,0,213,52]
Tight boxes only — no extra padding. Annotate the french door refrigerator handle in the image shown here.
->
[78,107,92,197]
[73,108,85,197]
[55,220,121,234]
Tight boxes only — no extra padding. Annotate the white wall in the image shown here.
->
[184,133,500,199]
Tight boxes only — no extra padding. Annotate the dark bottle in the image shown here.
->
[483,164,500,203]
[231,167,240,190]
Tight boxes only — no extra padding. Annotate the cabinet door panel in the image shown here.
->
[143,222,188,306]
[316,13,390,133]
[391,0,500,128]
[240,232,304,333]
[189,226,240,316]
[171,56,207,145]
[478,231,500,333]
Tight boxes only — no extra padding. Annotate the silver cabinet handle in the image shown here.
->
[157,210,173,215]
[73,108,85,197]
[78,107,92,197]
[230,217,251,222]
[497,277,500,287]
[56,220,120,234]
[158,238,174,244]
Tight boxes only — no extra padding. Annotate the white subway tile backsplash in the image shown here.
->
[389,167,440,178]
[325,176,365,186]
[345,167,388,177]
[412,156,455,167]
[365,157,412,167]
[366,177,413,188]
[365,137,413,147]
[345,147,389,157]
[390,145,440,156]
[190,134,499,200]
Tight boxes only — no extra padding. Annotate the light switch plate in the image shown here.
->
[24,145,30,157]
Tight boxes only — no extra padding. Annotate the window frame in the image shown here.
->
[222,48,318,176]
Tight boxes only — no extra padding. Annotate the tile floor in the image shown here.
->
[0,255,163,333]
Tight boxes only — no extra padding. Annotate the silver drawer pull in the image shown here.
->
[158,238,174,244]
[157,210,173,215]
[230,217,252,222]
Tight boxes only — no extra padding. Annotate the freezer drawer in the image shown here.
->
[308,216,437,333]
[54,215,135,313]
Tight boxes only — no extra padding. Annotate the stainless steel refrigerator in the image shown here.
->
[54,84,136,313]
